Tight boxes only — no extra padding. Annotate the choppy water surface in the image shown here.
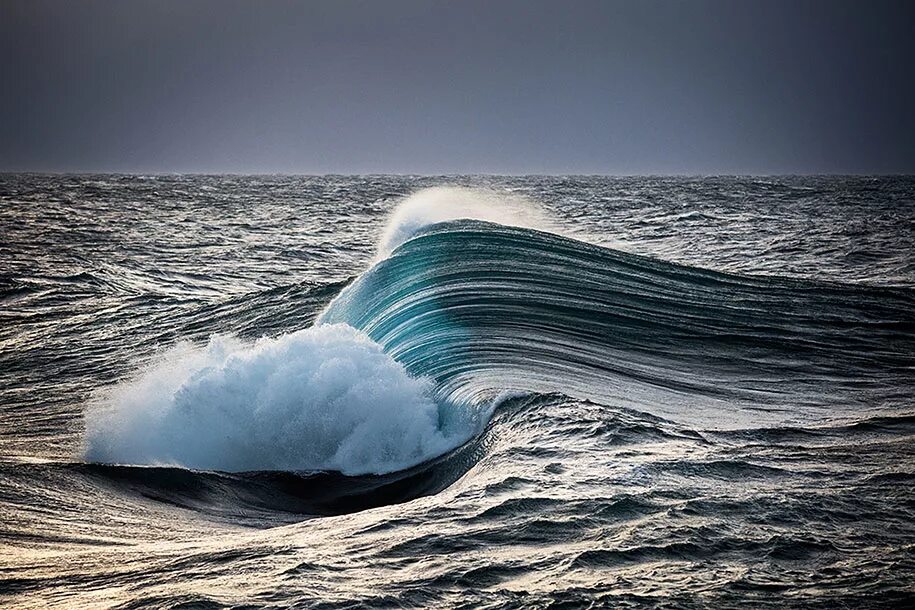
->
[1,175,914,608]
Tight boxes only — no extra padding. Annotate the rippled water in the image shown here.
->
[1,175,914,608]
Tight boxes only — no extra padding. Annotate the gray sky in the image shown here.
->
[2,0,914,174]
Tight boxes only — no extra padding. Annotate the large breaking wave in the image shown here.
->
[85,187,915,478]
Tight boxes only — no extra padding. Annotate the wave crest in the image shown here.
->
[377,186,554,258]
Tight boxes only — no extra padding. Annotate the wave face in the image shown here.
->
[321,217,914,428]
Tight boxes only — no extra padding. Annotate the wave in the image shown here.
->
[85,188,915,480]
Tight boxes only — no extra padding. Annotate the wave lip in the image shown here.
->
[376,186,557,258]
[84,324,477,476]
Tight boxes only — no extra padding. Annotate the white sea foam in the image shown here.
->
[84,324,477,475]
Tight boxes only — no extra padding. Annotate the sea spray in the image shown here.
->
[376,186,557,258]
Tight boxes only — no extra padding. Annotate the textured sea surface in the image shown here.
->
[1,175,914,608]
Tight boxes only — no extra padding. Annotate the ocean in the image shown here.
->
[1,175,914,608]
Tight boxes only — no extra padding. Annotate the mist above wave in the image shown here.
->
[84,324,476,475]
[377,186,557,258]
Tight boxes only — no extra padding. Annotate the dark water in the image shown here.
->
[1,175,914,608]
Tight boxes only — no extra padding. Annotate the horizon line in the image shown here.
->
[2,171,914,178]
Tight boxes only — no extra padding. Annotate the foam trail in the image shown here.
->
[84,324,479,475]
